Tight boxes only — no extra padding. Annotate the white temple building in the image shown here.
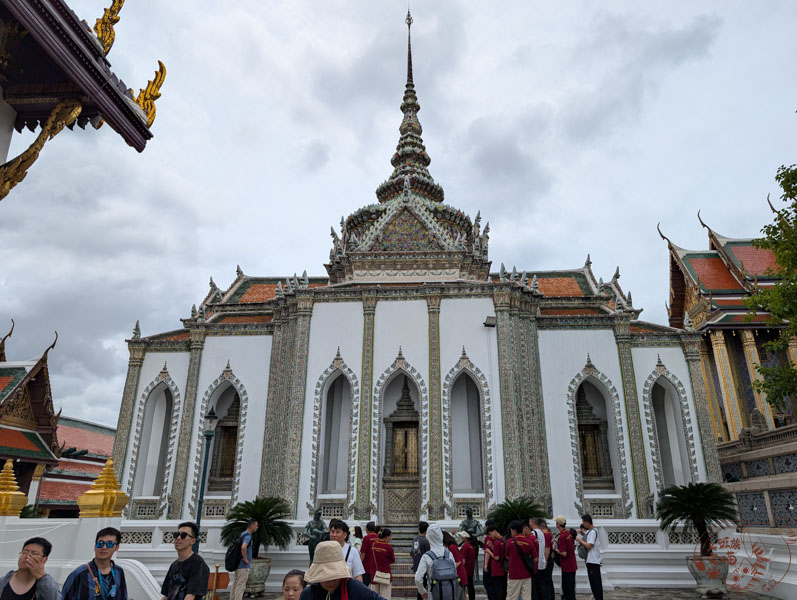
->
[112,13,720,530]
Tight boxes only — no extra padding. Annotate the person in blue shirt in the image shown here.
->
[230,519,258,600]
[61,528,127,600]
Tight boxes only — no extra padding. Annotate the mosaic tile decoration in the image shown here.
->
[745,458,772,478]
[723,463,743,481]
[770,489,797,528]
[378,208,442,252]
[773,453,797,475]
[736,492,770,527]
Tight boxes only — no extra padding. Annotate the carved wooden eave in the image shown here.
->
[1,0,152,150]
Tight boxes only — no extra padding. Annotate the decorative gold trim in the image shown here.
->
[0,459,27,516]
[94,1,125,56]
[134,61,166,128]
[0,100,82,201]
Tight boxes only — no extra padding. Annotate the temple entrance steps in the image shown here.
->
[381,524,419,597]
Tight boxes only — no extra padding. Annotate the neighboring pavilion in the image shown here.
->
[0,0,165,200]
[0,323,59,495]
[660,216,796,442]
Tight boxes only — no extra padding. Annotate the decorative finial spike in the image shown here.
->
[613,266,620,281]
[191,304,197,318]
[161,361,168,373]
[132,320,141,340]
[585,253,592,267]
[335,346,342,360]
[236,264,243,278]
[209,276,216,289]
[461,345,467,358]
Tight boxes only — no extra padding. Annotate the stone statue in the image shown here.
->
[458,506,484,582]
[304,507,327,563]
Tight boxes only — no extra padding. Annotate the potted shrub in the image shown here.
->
[656,482,738,599]
[221,496,293,597]
[486,496,546,534]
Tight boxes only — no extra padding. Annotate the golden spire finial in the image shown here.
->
[77,459,129,517]
[0,459,27,516]
[135,61,167,128]
[94,0,125,56]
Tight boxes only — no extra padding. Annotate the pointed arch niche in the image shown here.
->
[188,362,249,518]
[308,351,360,515]
[442,348,495,517]
[642,359,700,491]
[372,350,429,521]
[126,364,182,519]
[567,357,632,519]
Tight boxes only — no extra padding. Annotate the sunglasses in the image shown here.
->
[95,541,117,549]
[173,532,195,540]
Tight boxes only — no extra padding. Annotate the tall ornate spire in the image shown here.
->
[375,10,444,204]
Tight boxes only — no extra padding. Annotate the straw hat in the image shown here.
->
[304,541,352,583]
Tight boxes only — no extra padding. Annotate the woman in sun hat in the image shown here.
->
[300,541,385,600]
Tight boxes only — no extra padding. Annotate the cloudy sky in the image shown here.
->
[1,1,795,426]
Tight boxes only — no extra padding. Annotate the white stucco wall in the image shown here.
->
[298,301,364,517]
[124,351,190,495]
[631,346,707,486]
[182,334,273,513]
[538,328,633,519]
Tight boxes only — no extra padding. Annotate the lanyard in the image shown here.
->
[86,563,115,600]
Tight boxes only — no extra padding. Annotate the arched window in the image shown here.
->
[133,385,173,497]
[207,385,240,493]
[450,374,484,493]
[576,380,619,492]
[652,379,692,487]
[320,374,352,494]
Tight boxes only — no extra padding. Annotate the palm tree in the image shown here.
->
[656,482,737,556]
[486,496,546,534]
[221,496,293,558]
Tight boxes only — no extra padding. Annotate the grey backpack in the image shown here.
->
[426,549,459,600]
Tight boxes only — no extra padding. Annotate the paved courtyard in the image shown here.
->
[574,589,770,599]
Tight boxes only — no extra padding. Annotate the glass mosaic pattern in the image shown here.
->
[723,462,743,481]
[744,458,771,478]
[736,492,770,526]
[379,209,441,251]
[770,489,797,527]
[774,453,797,475]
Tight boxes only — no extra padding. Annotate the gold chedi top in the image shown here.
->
[0,459,27,516]
[77,458,129,518]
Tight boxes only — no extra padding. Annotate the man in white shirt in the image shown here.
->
[328,519,365,581]
[576,514,602,600]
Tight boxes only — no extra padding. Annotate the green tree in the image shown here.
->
[745,163,797,410]
[486,496,546,534]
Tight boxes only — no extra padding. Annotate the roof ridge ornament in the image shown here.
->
[0,319,14,362]
[134,61,166,128]
[132,320,141,341]
[94,0,125,56]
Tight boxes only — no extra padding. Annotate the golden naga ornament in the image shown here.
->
[94,0,125,56]
[134,61,166,128]
[0,99,82,201]
[77,458,129,518]
[0,459,27,516]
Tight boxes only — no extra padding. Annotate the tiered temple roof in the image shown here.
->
[660,215,782,331]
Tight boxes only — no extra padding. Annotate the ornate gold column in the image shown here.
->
[613,317,651,517]
[426,289,445,519]
[681,336,723,482]
[708,329,744,439]
[493,289,521,499]
[740,330,775,429]
[698,340,727,442]
[260,305,284,497]
[112,338,146,481]
[354,292,377,519]
[168,327,206,519]
[285,294,314,515]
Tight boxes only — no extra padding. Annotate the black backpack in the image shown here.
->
[426,549,459,600]
[225,532,245,571]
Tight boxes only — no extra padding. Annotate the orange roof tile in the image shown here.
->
[688,257,743,290]
[536,278,584,297]
[0,429,40,452]
[0,376,14,395]
[729,245,778,277]
[216,315,273,324]
[631,325,658,334]
[39,479,90,502]
[539,308,602,316]
[57,425,113,455]
[238,284,279,303]
[163,332,190,341]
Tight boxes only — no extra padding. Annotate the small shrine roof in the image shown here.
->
[57,416,114,456]
[142,329,190,342]
[680,253,745,292]
[0,365,29,402]
[716,238,778,279]
[0,425,57,463]
[224,278,328,305]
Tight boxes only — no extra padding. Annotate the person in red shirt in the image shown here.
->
[443,531,467,599]
[459,532,476,600]
[482,527,495,600]
[505,521,534,600]
[485,525,506,600]
[359,522,378,586]
[553,517,576,600]
[370,528,395,600]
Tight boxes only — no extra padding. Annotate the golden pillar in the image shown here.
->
[708,330,744,440]
[0,459,27,516]
[740,330,775,429]
[77,459,129,517]
[699,340,728,442]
